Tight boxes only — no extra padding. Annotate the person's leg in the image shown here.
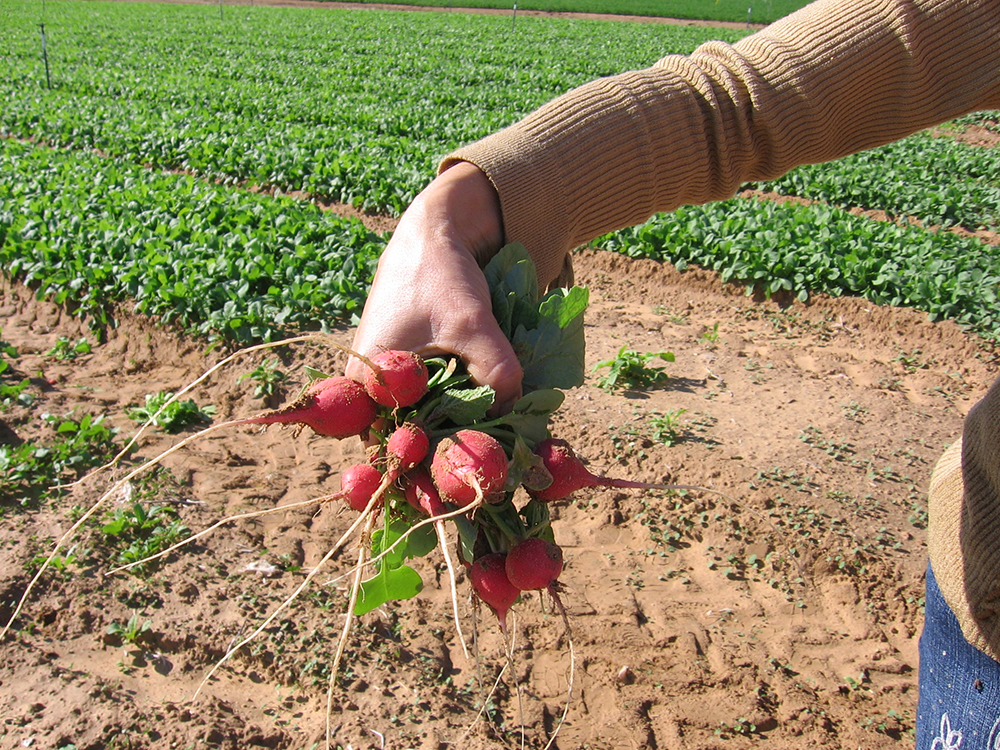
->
[917,563,1000,749]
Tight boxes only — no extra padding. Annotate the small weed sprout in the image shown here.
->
[106,612,154,647]
[0,332,32,408]
[239,358,287,399]
[592,346,675,392]
[45,336,92,361]
[102,502,190,572]
[647,408,688,446]
[126,391,216,433]
[699,322,720,344]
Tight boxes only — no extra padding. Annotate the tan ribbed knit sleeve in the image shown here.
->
[929,378,1000,661]
[441,0,1000,288]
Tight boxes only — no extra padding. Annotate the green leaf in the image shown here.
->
[353,517,435,615]
[499,389,564,446]
[453,515,479,567]
[485,243,539,339]
[513,287,589,392]
[429,384,495,425]
[354,564,423,616]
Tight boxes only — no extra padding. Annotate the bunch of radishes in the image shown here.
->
[232,241,719,635]
[240,345,581,629]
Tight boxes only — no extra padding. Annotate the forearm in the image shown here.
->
[443,0,1000,287]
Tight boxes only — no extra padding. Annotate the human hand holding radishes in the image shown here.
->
[347,161,525,414]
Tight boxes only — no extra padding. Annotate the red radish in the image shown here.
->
[403,467,446,516]
[469,553,520,632]
[431,429,508,506]
[363,350,429,408]
[243,376,376,439]
[505,537,563,591]
[340,463,384,512]
[384,422,430,479]
[530,438,682,501]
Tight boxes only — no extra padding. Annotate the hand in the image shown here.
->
[346,162,524,413]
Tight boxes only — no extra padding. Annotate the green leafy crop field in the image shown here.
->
[1,0,999,341]
[341,0,810,25]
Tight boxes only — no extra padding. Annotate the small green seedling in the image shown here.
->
[239,359,287,399]
[592,346,675,392]
[126,391,216,433]
[647,408,688,446]
[106,612,153,646]
[102,502,189,572]
[45,336,92,361]
[0,333,31,407]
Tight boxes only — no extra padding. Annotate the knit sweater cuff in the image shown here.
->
[929,376,1000,661]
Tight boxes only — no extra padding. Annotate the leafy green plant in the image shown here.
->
[592,346,675,391]
[647,408,688,446]
[1,413,119,504]
[126,391,215,433]
[102,502,189,572]
[28,543,82,577]
[715,716,758,738]
[0,332,31,408]
[601,196,1000,338]
[105,612,154,646]
[239,359,287,399]
[44,336,92,361]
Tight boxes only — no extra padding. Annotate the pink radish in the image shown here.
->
[384,422,430,479]
[243,376,376,439]
[340,463,384,512]
[403,467,446,517]
[530,438,685,501]
[431,429,508,506]
[505,537,563,591]
[363,350,429,408]
[470,553,520,632]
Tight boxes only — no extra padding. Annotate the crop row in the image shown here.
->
[3,0,999,343]
[343,0,811,25]
[3,1,741,214]
[7,1,996,234]
[598,198,1000,337]
[754,133,1000,231]
[0,138,383,343]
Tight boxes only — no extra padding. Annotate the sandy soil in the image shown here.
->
[2,242,998,749]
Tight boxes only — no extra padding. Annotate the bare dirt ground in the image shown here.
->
[2,243,998,749]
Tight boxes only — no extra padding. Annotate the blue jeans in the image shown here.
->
[918,563,1000,749]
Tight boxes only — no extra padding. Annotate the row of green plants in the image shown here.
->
[0,138,383,342]
[598,197,1000,337]
[342,0,809,25]
[5,1,995,236]
[755,133,1000,232]
[1,0,998,343]
[2,0,744,215]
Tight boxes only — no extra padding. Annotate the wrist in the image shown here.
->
[422,161,504,266]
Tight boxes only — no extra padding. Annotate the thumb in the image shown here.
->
[448,322,524,416]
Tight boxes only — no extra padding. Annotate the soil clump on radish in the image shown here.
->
[0,247,996,749]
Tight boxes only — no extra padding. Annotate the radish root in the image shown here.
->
[105,493,340,577]
[192,484,385,701]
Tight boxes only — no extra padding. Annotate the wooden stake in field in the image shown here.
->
[39,24,51,90]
